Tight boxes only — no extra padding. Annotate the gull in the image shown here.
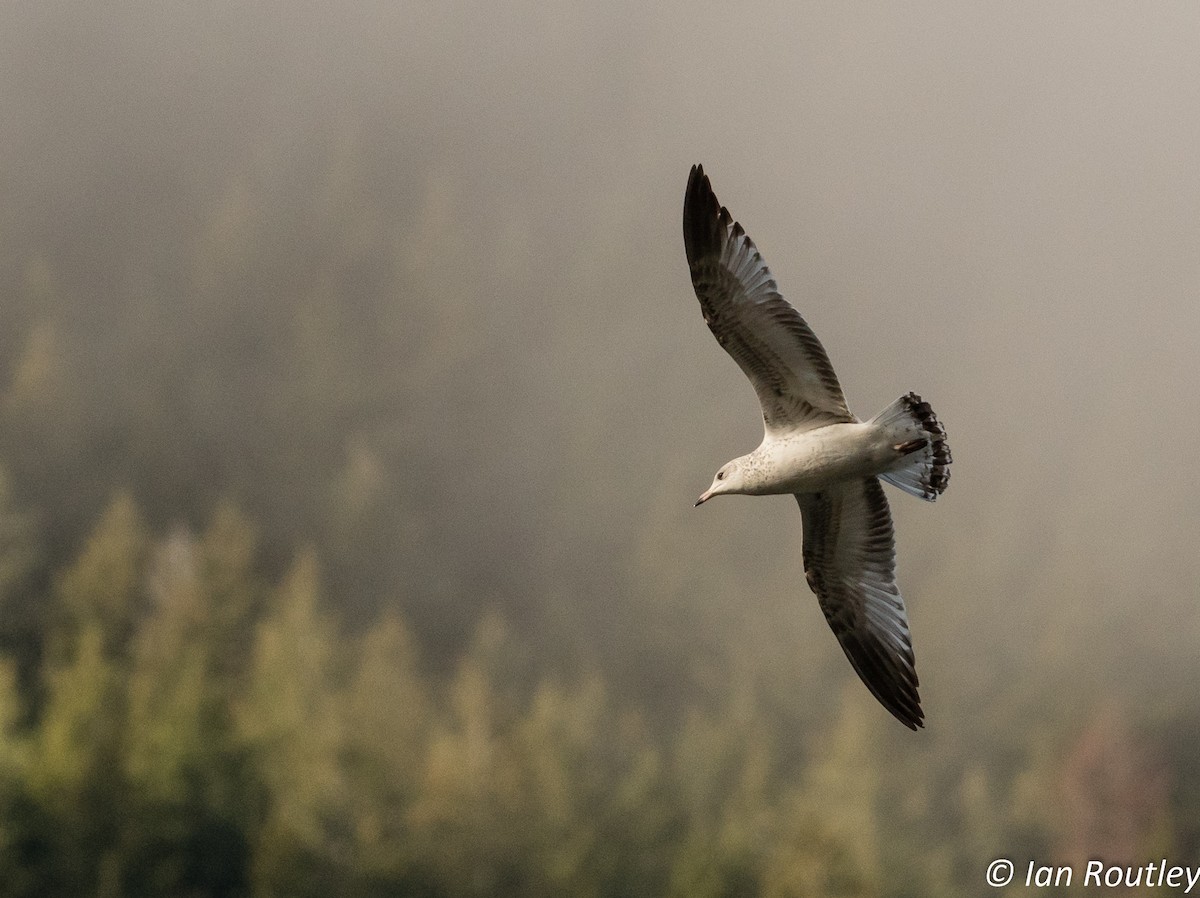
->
[684,164,951,730]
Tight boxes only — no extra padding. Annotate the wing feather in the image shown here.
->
[797,479,924,729]
[684,164,853,432]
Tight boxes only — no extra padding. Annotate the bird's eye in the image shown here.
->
[717,471,725,480]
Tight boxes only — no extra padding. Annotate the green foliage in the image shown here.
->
[52,493,149,662]
[0,659,31,887]
[0,445,1194,898]
[238,550,348,896]
[0,467,40,669]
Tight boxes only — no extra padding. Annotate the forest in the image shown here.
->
[3,2,1200,895]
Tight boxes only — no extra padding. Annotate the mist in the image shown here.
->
[2,1,1199,893]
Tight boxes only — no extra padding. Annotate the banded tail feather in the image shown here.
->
[871,392,952,501]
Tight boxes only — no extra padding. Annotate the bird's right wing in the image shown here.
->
[684,164,854,433]
[796,478,923,729]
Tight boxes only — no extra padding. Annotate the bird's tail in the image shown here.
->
[870,392,951,501]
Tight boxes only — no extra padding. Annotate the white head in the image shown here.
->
[695,458,749,506]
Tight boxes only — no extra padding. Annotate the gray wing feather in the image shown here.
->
[684,164,853,432]
[796,478,924,729]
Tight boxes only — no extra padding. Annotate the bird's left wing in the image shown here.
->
[684,164,853,433]
[796,478,924,729]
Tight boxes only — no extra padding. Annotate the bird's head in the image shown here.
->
[695,459,748,506]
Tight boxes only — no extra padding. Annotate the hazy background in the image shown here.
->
[1,2,1199,895]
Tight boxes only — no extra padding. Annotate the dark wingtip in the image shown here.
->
[875,676,924,731]
[683,163,724,268]
[837,631,924,730]
[900,699,925,730]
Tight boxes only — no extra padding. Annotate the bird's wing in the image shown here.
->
[684,164,853,433]
[796,478,923,729]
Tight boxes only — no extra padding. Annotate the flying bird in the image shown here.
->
[683,164,951,730]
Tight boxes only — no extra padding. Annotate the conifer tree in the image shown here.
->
[238,549,347,896]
